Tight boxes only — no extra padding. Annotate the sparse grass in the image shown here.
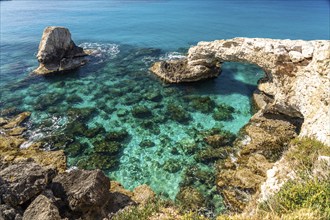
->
[260,178,330,218]
[285,137,330,171]
[112,199,168,220]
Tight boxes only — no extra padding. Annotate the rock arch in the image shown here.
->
[150,38,330,145]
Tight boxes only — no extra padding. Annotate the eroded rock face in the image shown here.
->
[34,26,88,75]
[50,169,110,213]
[151,38,330,145]
[0,160,56,207]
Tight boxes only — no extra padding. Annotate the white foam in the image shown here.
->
[79,42,120,59]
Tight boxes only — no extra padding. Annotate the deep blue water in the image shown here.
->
[1,0,329,214]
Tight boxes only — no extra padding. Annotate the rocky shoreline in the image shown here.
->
[1,32,329,219]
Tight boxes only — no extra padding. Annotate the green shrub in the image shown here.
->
[261,178,330,218]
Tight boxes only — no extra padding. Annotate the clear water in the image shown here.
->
[1,0,329,214]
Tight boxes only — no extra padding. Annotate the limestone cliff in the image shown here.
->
[34,26,88,75]
[151,38,330,145]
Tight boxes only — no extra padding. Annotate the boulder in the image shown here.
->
[22,191,61,220]
[0,160,55,207]
[50,169,110,213]
[33,26,88,75]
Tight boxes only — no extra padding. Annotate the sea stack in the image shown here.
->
[33,26,88,75]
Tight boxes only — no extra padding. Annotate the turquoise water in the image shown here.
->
[1,0,329,215]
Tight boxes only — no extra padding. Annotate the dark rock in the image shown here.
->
[50,169,110,213]
[0,160,55,207]
[166,104,190,123]
[196,147,232,164]
[189,96,215,113]
[105,130,129,142]
[204,132,236,148]
[176,187,206,210]
[139,140,155,148]
[93,140,122,155]
[132,106,152,118]
[66,94,83,104]
[76,154,118,171]
[213,104,235,121]
[163,160,181,173]
[0,204,22,220]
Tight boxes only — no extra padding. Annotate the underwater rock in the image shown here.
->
[189,96,216,113]
[151,37,330,145]
[166,103,191,123]
[106,129,129,142]
[196,146,232,164]
[67,107,96,122]
[34,26,89,75]
[176,186,206,210]
[34,93,65,111]
[204,132,236,148]
[177,139,199,155]
[66,94,83,104]
[93,140,122,155]
[64,141,87,157]
[76,154,118,171]
[212,104,235,121]
[84,125,106,138]
[163,159,181,173]
[144,91,163,102]
[132,105,152,118]
[50,169,110,213]
[139,139,155,148]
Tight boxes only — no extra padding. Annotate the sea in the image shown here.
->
[1,0,329,215]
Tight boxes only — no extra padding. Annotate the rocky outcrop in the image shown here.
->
[216,113,300,212]
[151,38,330,145]
[0,112,66,172]
[50,169,110,216]
[33,26,89,75]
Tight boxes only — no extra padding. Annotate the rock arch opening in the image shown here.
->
[150,38,330,145]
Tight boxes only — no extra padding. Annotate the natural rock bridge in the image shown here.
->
[150,38,330,145]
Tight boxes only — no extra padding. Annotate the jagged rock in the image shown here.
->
[150,58,220,83]
[33,26,89,75]
[0,160,56,207]
[151,38,330,145]
[216,113,299,212]
[2,112,30,129]
[0,204,22,220]
[50,169,110,213]
[22,191,61,220]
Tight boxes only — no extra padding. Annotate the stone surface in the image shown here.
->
[50,169,110,213]
[151,38,330,145]
[0,113,67,173]
[33,26,88,75]
[132,184,155,205]
[0,160,55,207]
[216,113,299,212]
[22,191,61,220]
